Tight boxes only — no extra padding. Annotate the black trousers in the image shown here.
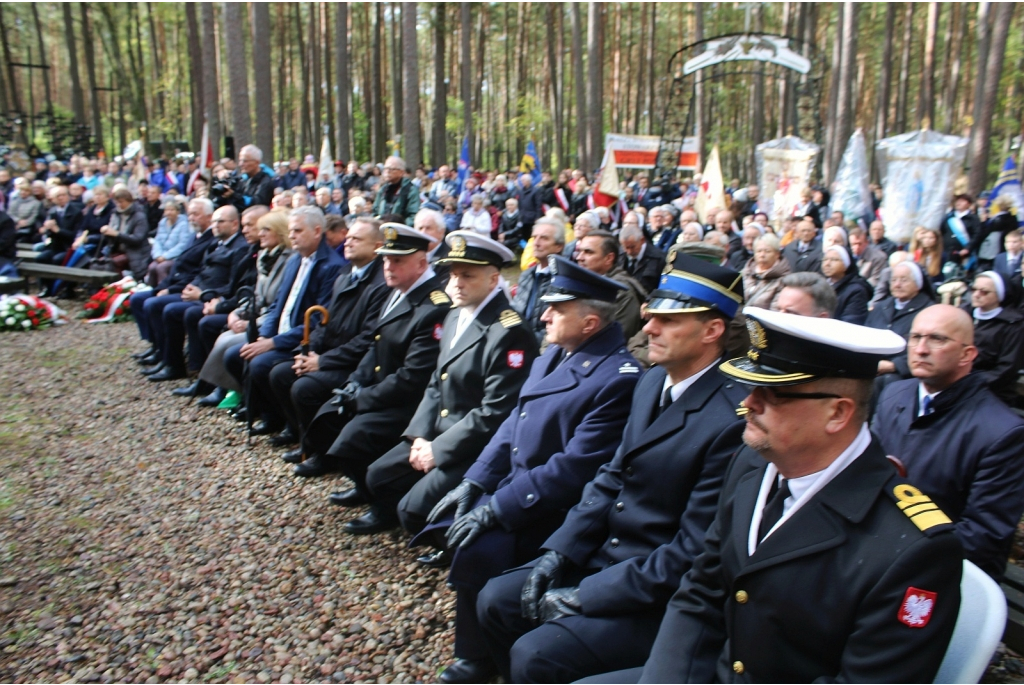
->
[477,566,663,683]
[267,361,350,437]
[187,312,228,373]
[365,441,469,534]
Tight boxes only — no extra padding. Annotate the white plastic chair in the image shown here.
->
[934,560,1007,684]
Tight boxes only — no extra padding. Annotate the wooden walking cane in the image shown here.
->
[301,305,330,355]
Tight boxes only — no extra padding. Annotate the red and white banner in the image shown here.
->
[603,133,701,171]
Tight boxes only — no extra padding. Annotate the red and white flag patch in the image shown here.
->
[898,587,936,628]
[433,324,443,341]
[507,350,525,369]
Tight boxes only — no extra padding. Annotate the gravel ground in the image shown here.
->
[3,313,1024,684]
[0,317,455,684]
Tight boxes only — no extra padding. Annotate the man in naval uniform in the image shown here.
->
[337,231,539,535]
[294,223,451,488]
[472,253,749,684]
[591,308,964,683]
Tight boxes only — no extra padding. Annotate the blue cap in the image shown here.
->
[647,250,744,318]
[540,255,628,304]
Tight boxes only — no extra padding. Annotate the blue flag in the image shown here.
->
[520,140,542,184]
[990,156,1024,223]
[457,137,470,194]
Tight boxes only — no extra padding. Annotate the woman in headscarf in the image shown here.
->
[741,233,791,309]
[821,244,871,324]
[962,270,1024,404]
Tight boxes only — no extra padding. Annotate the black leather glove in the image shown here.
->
[520,550,567,623]
[330,380,361,415]
[427,479,483,525]
[445,502,497,550]
[537,587,582,623]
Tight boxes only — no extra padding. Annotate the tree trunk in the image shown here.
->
[311,3,322,142]
[694,3,704,162]
[571,3,585,168]
[78,6,102,147]
[223,2,252,151]
[872,3,895,172]
[894,3,914,134]
[460,3,473,165]
[917,3,939,129]
[645,4,656,135]
[968,2,1013,195]
[969,2,991,155]
[185,3,205,152]
[323,3,334,157]
[942,3,965,133]
[61,5,87,125]
[200,3,221,158]
[128,4,149,136]
[402,2,421,165]
[833,2,857,181]
[30,4,53,115]
[336,2,351,162]
[431,3,446,166]
[251,2,273,159]
[750,5,765,169]
[586,2,603,172]
[371,3,385,162]
[0,5,20,114]
[293,4,311,156]
[474,5,486,165]
[823,5,844,182]
[277,4,288,157]
[390,3,402,140]
[146,3,165,125]
[546,4,564,169]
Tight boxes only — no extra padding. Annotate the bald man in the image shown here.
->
[873,305,1024,581]
[373,156,420,224]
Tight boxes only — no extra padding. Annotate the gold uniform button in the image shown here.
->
[440,409,449,418]
[735,590,748,604]
[374,365,381,372]
[374,334,381,341]
[441,373,448,380]
[733,661,744,675]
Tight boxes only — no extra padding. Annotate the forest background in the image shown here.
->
[0,2,1018,194]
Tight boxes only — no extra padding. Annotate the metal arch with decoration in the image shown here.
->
[654,32,828,180]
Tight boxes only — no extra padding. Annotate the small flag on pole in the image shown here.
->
[591,148,620,208]
[695,145,725,224]
[457,137,471,193]
[520,140,542,184]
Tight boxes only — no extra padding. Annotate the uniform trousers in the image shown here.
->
[267,362,350,438]
[161,300,204,371]
[364,443,469,533]
[478,566,663,684]
[303,401,416,494]
[130,289,158,341]
[184,311,228,373]
[224,344,295,428]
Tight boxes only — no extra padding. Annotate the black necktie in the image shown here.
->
[657,386,674,417]
[758,477,791,542]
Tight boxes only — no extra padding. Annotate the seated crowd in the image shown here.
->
[4,147,1024,683]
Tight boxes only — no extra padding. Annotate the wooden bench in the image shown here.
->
[16,249,37,260]
[15,262,119,287]
[0,277,26,294]
[16,242,35,251]
[1003,563,1024,654]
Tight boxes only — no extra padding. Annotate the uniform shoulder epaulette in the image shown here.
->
[429,290,451,306]
[498,309,523,328]
[891,483,953,534]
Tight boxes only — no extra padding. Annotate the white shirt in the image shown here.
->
[629,242,647,268]
[461,208,493,236]
[278,255,315,335]
[917,381,942,417]
[748,423,871,555]
[382,267,437,318]
[660,359,718,405]
[450,285,502,348]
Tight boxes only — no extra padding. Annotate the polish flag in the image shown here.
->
[591,148,620,208]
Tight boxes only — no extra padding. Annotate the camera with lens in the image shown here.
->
[211,173,243,206]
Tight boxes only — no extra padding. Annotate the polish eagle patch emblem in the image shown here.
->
[898,587,936,628]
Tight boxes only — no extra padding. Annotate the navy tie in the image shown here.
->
[921,395,935,416]
[759,477,791,542]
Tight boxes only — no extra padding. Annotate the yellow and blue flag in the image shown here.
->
[520,140,542,184]
[456,136,470,193]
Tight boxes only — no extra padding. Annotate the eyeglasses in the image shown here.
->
[383,167,404,172]
[907,333,968,349]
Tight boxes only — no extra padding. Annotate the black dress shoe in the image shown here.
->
[249,421,284,436]
[197,388,227,407]
[269,426,298,447]
[132,346,156,360]
[140,362,166,376]
[343,510,398,535]
[293,455,335,478]
[416,549,452,568]
[149,367,186,382]
[137,352,162,366]
[328,488,369,508]
[171,380,205,397]
[281,448,304,464]
[231,407,249,422]
[438,659,497,684]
